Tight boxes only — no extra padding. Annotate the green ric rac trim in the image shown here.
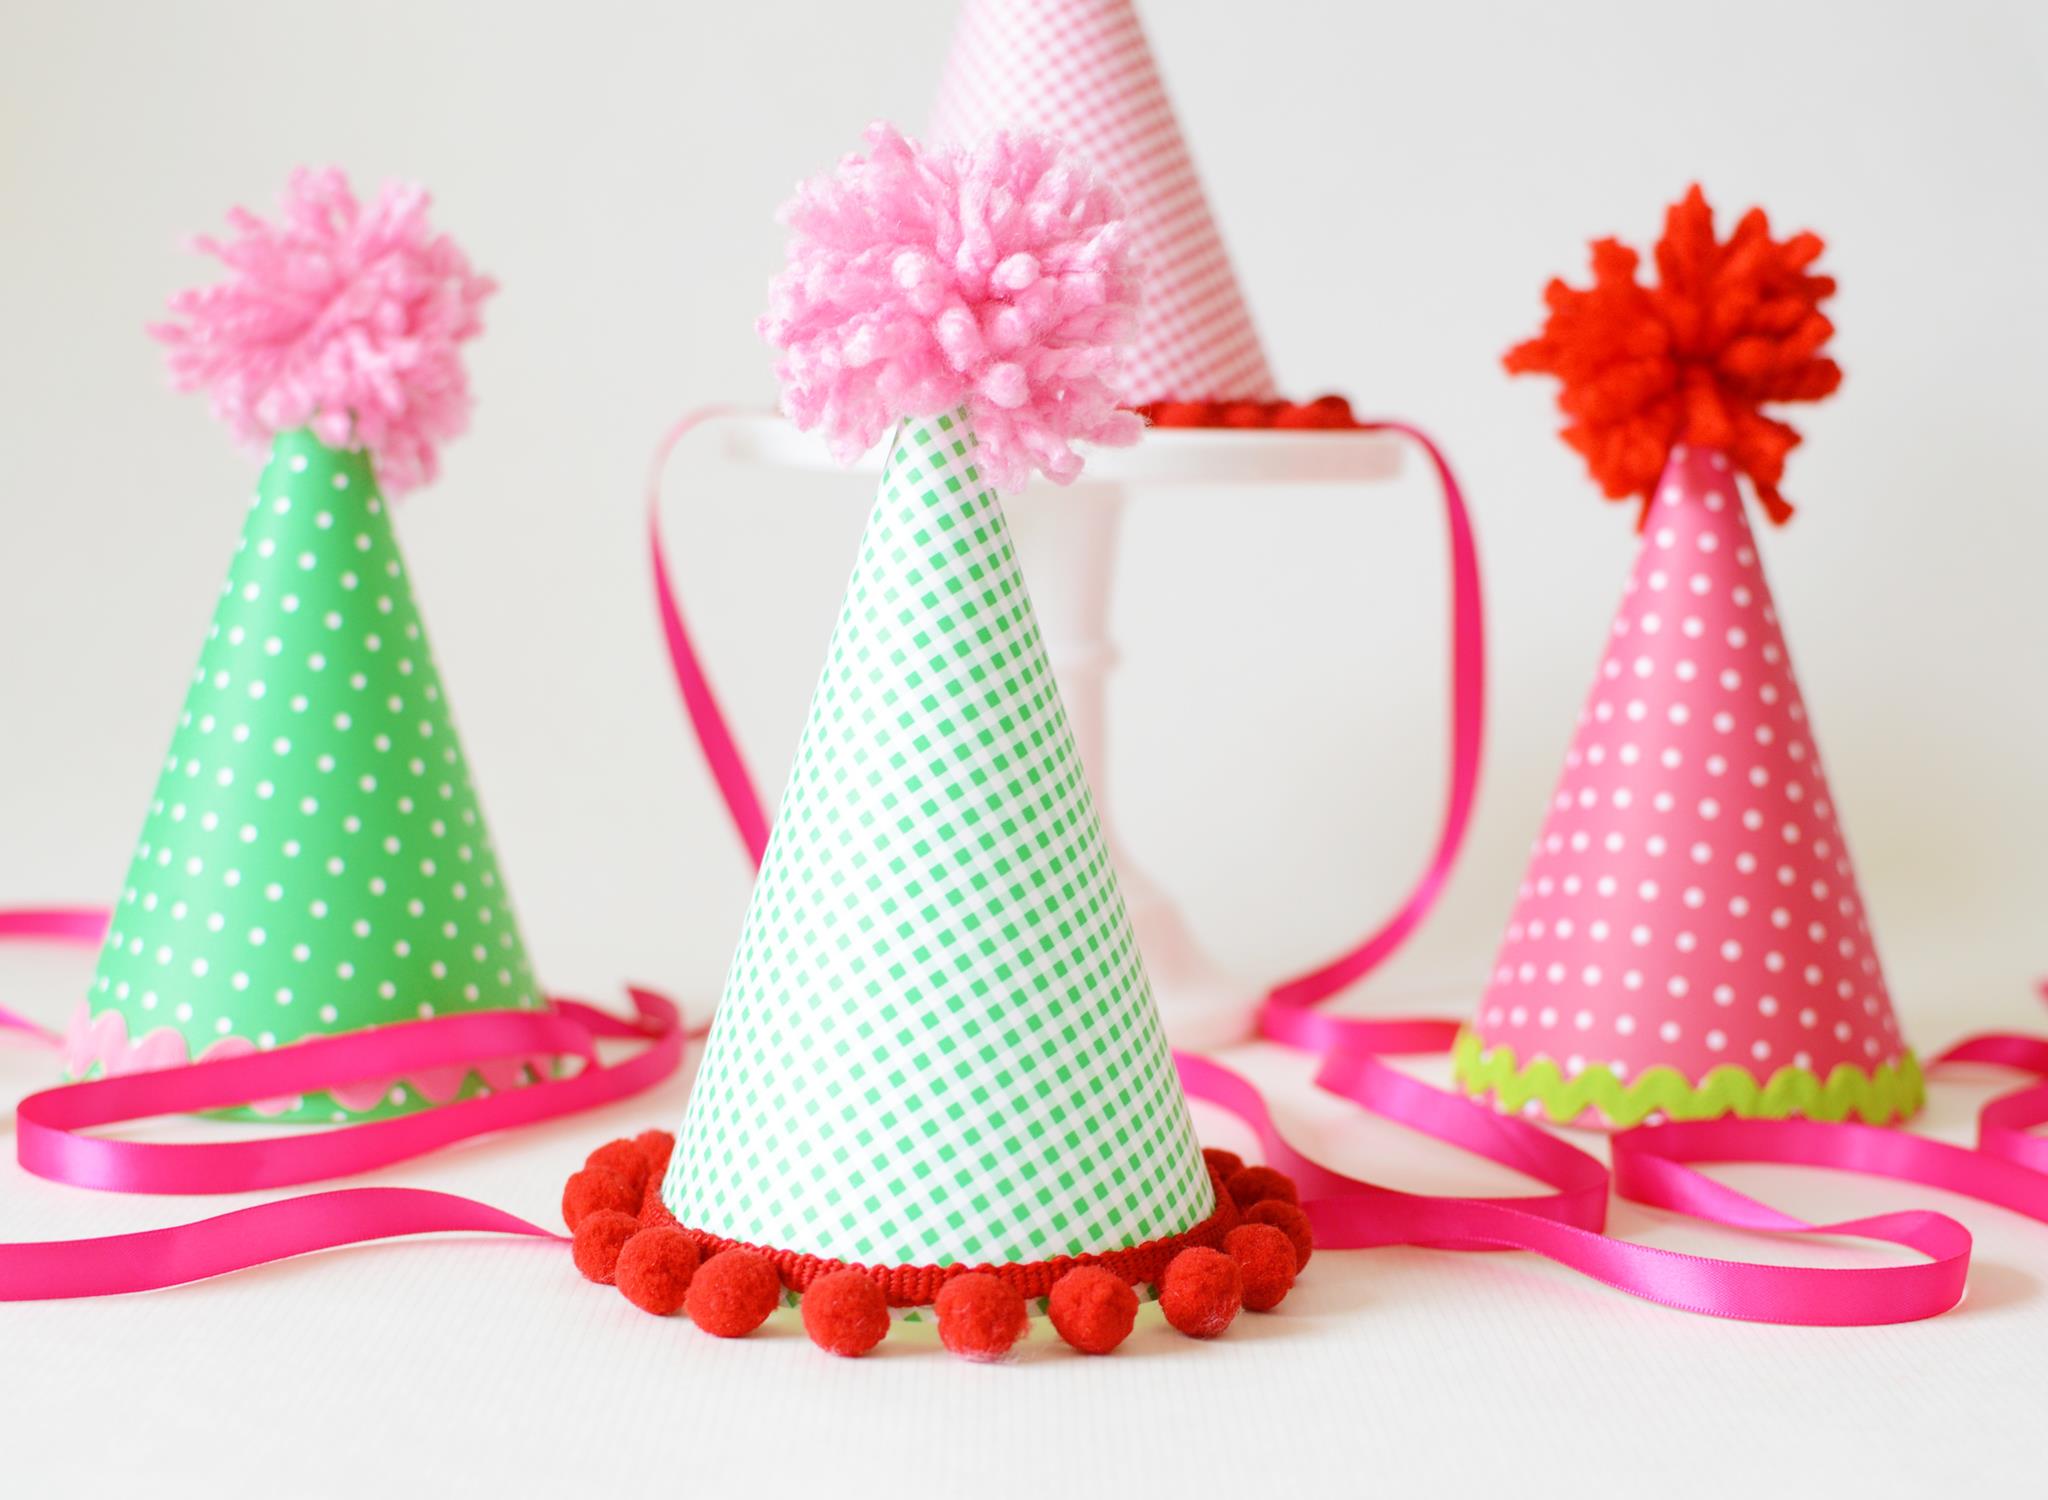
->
[1451,1029,1923,1127]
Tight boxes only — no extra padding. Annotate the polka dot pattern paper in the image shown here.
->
[665,412,1213,1268]
[1461,447,1912,1125]
[73,429,543,1121]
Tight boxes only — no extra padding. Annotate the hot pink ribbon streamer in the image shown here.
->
[16,988,685,1193]
[2,909,686,1194]
[1255,420,1484,1058]
[0,1188,558,1301]
[0,906,687,1294]
[1187,1048,1975,1324]
[0,906,105,1044]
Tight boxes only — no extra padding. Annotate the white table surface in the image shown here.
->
[3,935,2044,1499]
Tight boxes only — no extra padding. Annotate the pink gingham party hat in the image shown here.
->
[930,0,1276,406]
[1457,188,1920,1128]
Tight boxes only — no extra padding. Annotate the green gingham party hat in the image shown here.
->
[65,169,542,1122]
[663,412,1213,1265]
[661,124,1218,1274]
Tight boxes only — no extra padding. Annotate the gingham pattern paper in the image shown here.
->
[930,0,1276,405]
[665,411,1213,1266]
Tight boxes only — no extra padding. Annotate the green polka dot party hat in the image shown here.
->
[555,125,1317,1363]
[64,168,547,1122]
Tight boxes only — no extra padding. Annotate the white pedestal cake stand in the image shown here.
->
[711,412,1405,1049]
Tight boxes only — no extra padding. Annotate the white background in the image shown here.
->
[2,1,2045,1495]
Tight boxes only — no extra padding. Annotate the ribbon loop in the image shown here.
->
[16,987,685,1195]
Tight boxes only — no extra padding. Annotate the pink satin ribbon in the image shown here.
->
[2,905,685,1194]
[1256,420,1484,1058]
[0,906,105,1044]
[1186,1047,1979,1324]
[17,987,684,1193]
[0,905,687,1294]
[0,1188,559,1301]
[646,406,2048,1326]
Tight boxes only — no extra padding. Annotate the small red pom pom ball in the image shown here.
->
[1225,1165,1299,1211]
[571,1210,642,1285]
[801,1269,892,1358]
[615,1227,701,1315]
[685,1249,781,1338]
[1047,1266,1139,1355]
[1202,1147,1246,1183]
[934,1273,1030,1362]
[1224,1223,1299,1312]
[1160,1246,1242,1339]
[1245,1199,1315,1270]
[561,1166,639,1231]
[634,1128,676,1179]
[584,1138,650,1196]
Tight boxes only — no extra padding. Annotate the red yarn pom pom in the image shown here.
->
[934,1273,1030,1362]
[634,1128,676,1181]
[1225,1165,1299,1211]
[1504,185,1839,525]
[1224,1223,1299,1312]
[584,1138,650,1197]
[1159,1247,1242,1339]
[1202,1147,1246,1183]
[571,1209,642,1285]
[801,1269,891,1358]
[1047,1266,1138,1355]
[1245,1199,1314,1270]
[685,1249,781,1338]
[561,1166,639,1231]
[615,1227,701,1316]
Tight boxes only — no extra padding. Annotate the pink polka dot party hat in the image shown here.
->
[1456,186,1920,1129]
[66,168,552,1123]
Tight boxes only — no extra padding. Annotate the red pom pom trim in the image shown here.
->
[571,1209,642,1285]
[1225,1164,1299,1211]
[1201,1147,1246,1182]
[637,1161,1243,1309]
[1505,185,1839,525]
[1244,1199,1314,1271]
[1136,394,1358,431]
[1159,1246,1243,1339]
[568,1130,1312,1357]
[934,1273,1030,1362]
[1047,1266,1140,1355]
[801,1269,892,1358]
[1224,1222,1299,1312]
[685,1249,781,1338]
[616,1226,701,1316]
[584,1138,650,1196]
[561,1165,638,1232]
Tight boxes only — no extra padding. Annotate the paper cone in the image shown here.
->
[1456,446,1919,1127]
[663,411,1214,1269]
[930,0,1275,405]
[70,429,544,1121]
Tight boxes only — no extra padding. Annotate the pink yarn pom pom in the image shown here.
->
[761,122,1143,490]
[151,167,495,496]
